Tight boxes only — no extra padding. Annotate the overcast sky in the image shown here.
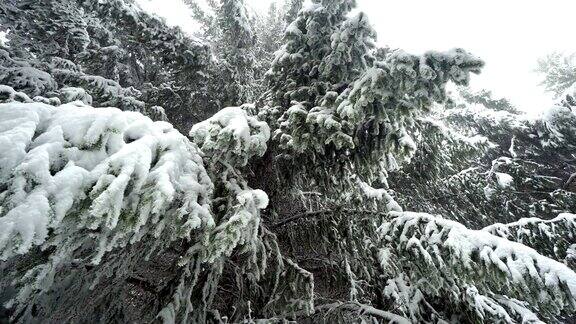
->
[137,0,576,114]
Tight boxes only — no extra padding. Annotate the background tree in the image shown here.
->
[390,87,576,227]
[185,0,262,106]
[536,52,576,98]
[212,0,257,105]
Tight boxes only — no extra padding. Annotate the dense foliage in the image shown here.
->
[0,0,575,323]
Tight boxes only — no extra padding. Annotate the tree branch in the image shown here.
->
[271,208,389,229]
[314,302,410,323]
[271,209,332,229]
[564,172,576,190]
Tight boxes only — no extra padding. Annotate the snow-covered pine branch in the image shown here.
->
[0,92,215,317]
[0,97,213,262]
[378,211,576,321]
[274,48,483,180]
[190,105,270,167]
[484,213,576,267]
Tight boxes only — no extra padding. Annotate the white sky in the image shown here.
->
[137,0,576,114]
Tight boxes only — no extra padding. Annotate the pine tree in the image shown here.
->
[185,0,258,106]
[253,2,287,95]
[214,0,257,104]
[1,0,576,323]
[0,0,215,132]
[284,0,304,23]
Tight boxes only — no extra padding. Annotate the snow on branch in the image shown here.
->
[0,84,33,103]
[0,98,214,263]
[338,48,484,125]
[0,59,57,97]
[539,104,576,150]
[205,189,268,263]
[378,211,576,318]
[463,286,545,323]
[52,68,145,112]
[190,105,270,166]
[357,178,402,212]
[274,49,484,184]
[483,213,576,264]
